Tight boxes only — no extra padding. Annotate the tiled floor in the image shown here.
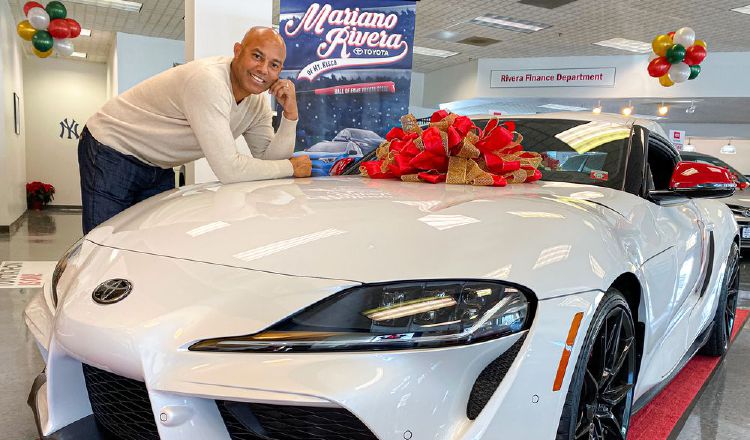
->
[1,209,750,439]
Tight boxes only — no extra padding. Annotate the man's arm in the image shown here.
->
[181,74,294,184]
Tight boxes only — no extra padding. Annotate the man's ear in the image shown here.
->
[233,43,242,58]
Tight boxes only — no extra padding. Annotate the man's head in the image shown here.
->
[230,27,286,99]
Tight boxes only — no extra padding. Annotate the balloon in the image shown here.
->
[27,7,49,30]
[66,18,81,38]
[666,44,686,63]
[23,1,44,16]
[668,62,691,83]
[46,1,67,20]
[32,47,53,58]
[694,39,707,50]
[53,38,74,56]
[684,45,707,66]
[652,34,673,57]
[689,64,701,80]
[48,18,70,39]
[32,30,53,52]
[673,27,695,48]
[667,31,676,40]
[647,57,671,78]
[659,74,674,87]
[16,20,36,41]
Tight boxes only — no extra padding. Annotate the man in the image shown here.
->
[78,27,311,234]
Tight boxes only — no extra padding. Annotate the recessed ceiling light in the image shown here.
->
[79,28,91,37]
[413,46,459,58]
[470,15,551,33]
[593,38,651,53]
[67,0,142,12]
[71,52,87,58]
[539,104,588,112]
[731,5,750,14]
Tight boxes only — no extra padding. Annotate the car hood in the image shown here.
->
[87,177,644,296]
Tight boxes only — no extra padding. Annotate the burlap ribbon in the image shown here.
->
[360,110,542,186]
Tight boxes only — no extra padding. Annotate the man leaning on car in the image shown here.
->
[78,26,312,234]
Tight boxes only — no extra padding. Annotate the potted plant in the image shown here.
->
[26,181,55,210]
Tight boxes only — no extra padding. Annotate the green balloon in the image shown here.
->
[32,30,54,52]
[689,64,701,80]
[666,44,686,64]
[46,1,67,20]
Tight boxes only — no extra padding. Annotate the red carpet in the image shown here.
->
[627,308,750,440]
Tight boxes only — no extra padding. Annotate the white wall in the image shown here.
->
[106,35,118,99]
[0,0,27,226]
[422,60,478,108]
[687,138,750,175]
[116,32,184,94]
[24,57,107,206]
[664,123,750,139]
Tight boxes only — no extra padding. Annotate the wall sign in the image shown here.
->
[490,68,616,88]
[59,117,80,140]
[669,130,686,150]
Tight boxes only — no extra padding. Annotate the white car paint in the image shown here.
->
[24,113,738,439]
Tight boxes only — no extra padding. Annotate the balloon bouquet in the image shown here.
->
[16,1,82,58]
[647,27,707,87]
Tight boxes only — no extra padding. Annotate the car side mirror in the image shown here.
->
[668,161,736,198]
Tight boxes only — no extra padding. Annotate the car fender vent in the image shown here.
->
[466,334,527,420]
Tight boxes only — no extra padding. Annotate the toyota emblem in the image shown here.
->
[92,279,133,304]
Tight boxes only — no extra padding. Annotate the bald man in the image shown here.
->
[78,27,311,234]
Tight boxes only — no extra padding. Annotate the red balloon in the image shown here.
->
[23,1,44,16]
[66,18,81,38]
[684,45,707,66]
[667,31,676,40]
[647,57,671,78]
[48,18,71,39]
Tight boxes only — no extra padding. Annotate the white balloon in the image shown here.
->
[668,62,691,83]
[674,27,695,48]
[27,7,50,30]
[53,38,75,56]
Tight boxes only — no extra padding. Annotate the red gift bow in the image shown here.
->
[361,111,542,186]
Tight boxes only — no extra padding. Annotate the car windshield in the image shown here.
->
[334,128,382,142]
[680,153,749,184]
[307,143,348,153]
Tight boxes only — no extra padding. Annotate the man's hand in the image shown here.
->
[270,79,298,121]
[289,155,312,177]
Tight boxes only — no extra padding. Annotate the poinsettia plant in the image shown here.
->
[26,181,55,207]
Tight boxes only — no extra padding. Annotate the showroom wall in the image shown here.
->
[115,32,184,94]
[0,0,27,227]
[688,138,750,174]
[23,57,107,206]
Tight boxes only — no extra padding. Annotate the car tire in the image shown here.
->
[700,241,740,357]
[556,289,636,440]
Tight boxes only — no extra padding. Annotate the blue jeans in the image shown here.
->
[78,127,175,234]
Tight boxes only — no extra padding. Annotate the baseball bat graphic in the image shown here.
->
[296,81,396,95]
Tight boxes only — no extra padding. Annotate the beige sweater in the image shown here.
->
[86,57,295,183]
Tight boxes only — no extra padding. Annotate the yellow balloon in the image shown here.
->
[659,74,674,87]
[694,39,707,50]
[652,34,673,57]
[33,47,53,58]
[16,20,36,41]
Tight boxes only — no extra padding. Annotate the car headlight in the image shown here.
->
[190,280,535,353]
[51,238,84,308]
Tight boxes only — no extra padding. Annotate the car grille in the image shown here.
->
[81,364,160,440]
[216,400,379,440]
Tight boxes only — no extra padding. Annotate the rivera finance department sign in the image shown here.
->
[490,68,616,88]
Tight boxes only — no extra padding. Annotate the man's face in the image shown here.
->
[232,34,285,96]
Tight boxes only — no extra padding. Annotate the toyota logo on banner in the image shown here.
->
[91,279,133,304]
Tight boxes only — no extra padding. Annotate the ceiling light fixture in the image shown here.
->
[79,28,91,37]
[658,103,669,116]
[720,139,736,155]
[682,138,695,152]
[413,46,459,58]
[593,38,652,53]
[592,101,602,114]
[470,15,551,33]
[621,101,633,116]
[731,5,750,14]
[686,101,696,114]
[67,0,142,12]
[71,52,87,58]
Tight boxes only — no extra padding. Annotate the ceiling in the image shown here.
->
[8,0,750,69]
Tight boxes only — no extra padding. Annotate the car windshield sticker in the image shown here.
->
[590,170,609,181]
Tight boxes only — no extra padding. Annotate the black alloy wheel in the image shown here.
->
[723,246,740,343]
[557,291,636,440]
[701,241,740,357]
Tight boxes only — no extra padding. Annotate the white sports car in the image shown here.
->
[26,113,740,440]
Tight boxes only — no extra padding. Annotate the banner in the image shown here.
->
[280,0,417,176]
